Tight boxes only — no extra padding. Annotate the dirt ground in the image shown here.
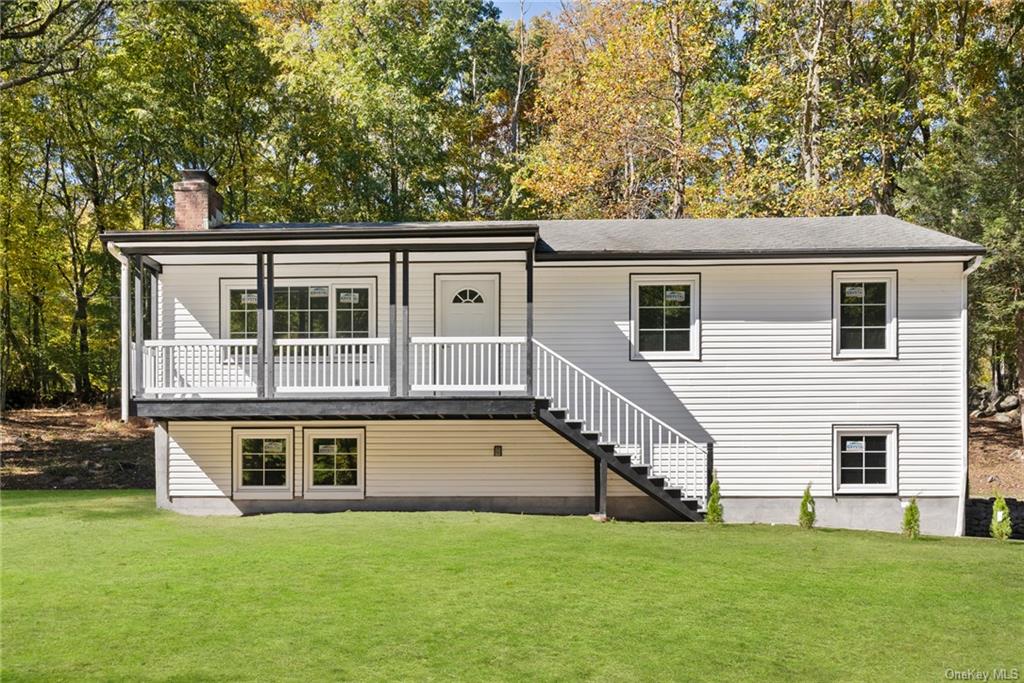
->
[1,407,1022,496]
[969,415,1024,499]
[1,407,153,489]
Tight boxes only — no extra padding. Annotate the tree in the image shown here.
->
[799,484,816,529]
[902,498,920,539]
[990,493,1013,541]
[900,2,1024,439]
[516,0,722,218]
[705,470,723,524]
[0,0,111,91]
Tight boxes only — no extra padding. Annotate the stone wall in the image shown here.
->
[964,497,1024,540]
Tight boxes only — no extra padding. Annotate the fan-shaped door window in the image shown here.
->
[452,288,484,304]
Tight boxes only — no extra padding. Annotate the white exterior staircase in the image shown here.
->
[532,340,710,520]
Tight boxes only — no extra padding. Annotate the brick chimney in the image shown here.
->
[173,169,224,230]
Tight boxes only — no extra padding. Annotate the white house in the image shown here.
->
[101,170,985,535]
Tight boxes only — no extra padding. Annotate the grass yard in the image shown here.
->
[2,491,1022,681]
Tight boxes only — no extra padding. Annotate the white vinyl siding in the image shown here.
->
[159,255,965,501]
[167,420,634,499]
[535,261,964,498]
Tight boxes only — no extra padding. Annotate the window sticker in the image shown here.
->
[845,285,864,298]
[309,286,329,297]
[240,292,258,305]
[317,443,337,454]
[665,290,687,302]
[846,440,864,451]
[264,440,286,454]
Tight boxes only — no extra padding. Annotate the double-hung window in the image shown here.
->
[833,425,898,495]
[303,429,364,500]
[222,280,375,340]
[833,271,897,358]
[630,274,700,360]
[233,429,293,499]
[274,286,330,338]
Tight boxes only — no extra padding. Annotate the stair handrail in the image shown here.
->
[532,339,708,503]
[533,340,706,451]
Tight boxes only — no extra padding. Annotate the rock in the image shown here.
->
[101,447,113,452]
[969,409,982,419]
[993,412,1014,424]
[61,476,79,485]
[996,394,1020,412]
[987,474,1001,484]
[979,407,997,418]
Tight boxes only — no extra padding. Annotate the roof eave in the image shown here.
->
[535,246,987,261]
[99,223,540,244]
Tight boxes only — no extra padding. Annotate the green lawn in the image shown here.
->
[2,491,1021,681]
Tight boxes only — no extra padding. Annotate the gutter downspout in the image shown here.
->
[107,242,131,422]
[956,255,983,536]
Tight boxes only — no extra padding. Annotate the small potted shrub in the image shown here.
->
[705,470,723,524]
[991,492,1013,541]
[902,497,920,539]
[799,484,815,529]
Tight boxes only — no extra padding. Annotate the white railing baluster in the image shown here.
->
[407,337,528,393]
[530,340,708,507]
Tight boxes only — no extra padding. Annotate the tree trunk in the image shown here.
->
[30,291,43,396]
[72,290,92,399]
[667,10,686,219]
[1017,309,1024,444]
[510,0,528,154]
[799,0,826,189]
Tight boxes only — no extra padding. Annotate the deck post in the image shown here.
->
[119,257,130,420]
[133,256,144,398]
[525,248,534,396]
[255,252,265,398]
[389,251,397,396]
[706,442,714,498]
[595,458,608,516]
[401,250,410,396]
[265,253,275,398]
[149,270,158,339]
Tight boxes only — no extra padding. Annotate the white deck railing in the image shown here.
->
[533,340,708,505]
[274,338,389,393]
[410,336,527,392]
[142,339,259,395]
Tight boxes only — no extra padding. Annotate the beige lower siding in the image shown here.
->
[167,419,634,499]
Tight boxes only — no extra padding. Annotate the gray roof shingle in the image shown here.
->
[526,216,983,257]
[196,215,987,259]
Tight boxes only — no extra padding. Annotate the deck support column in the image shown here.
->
[256,253,266,398]
[594,458,608,516]
[133,256,144,399]
[402,250,410,396]
[149,270,159,339]
[119,257,130,420]
[525,248,534,396]
[265,254,275,398]
[389,251,397,397]
[706,442,714,498]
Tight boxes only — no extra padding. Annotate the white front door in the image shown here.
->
[437,275,498,337]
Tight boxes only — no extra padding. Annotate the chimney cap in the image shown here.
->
[181,168,218,187]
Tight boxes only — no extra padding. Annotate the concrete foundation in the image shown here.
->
[722,496,960,536]
[159,494,681,520]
